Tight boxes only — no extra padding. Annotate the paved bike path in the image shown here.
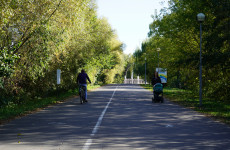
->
[0,84,230,150]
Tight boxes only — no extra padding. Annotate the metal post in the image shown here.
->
[145,57,146,85]
[199,23,202,107]
[158,51,159,69]
[156,48,160,71]
[131,71,133,84]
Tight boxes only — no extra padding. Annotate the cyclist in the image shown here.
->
[77,69,91,102]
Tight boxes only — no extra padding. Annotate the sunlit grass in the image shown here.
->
[141,84,230,125]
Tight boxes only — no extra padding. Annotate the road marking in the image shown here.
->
[166,124,174,128]
[82,85,118,150]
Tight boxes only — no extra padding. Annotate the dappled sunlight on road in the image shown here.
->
[0,84,230,150]
[95,84,145,92]
[89,85,230,149]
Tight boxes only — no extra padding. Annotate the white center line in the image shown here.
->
[82,85,118,150]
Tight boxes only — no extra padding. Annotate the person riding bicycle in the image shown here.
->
[77,69,91,102]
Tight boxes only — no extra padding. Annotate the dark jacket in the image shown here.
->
[77,72,91,84]
[151,76,161,85]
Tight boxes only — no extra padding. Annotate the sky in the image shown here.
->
[96,0,168,54]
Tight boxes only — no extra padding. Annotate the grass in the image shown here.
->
[0,84,101,124]
[141,84,230,125]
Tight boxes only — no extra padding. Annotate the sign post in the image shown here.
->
[57,69,61,98]
[57,69,61,85]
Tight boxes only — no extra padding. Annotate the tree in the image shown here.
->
[0,0,127,105]
[135,0,230,100]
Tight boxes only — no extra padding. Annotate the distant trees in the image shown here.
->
[0,0,126,105]
[134,0,230,101]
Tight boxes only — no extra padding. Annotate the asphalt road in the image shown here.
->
[0,84,230,150]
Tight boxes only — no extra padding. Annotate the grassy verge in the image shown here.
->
[141,84,230,125]
[0,84,101,124]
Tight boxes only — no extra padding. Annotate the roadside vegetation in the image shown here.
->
[1,0,229,125]
[142,84,230,125]
[0,84,100,124]
[0,0,132,123]
[133,0,229,102]
[0,0,130,118]
[132,0,229,125]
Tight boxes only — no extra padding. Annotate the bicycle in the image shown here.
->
[79,85,87,104]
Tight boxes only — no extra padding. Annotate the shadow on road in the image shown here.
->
[0,84,230,150]
[91,84,230,150]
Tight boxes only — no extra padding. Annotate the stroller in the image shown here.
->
[152,83,164,103]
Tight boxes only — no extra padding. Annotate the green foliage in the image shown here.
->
[135,0,230,102]
[0,46,20,79]
[0,0,127,107]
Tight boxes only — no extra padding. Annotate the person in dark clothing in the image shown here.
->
[77,69,91,101]
[151,72,161,86]
[151,72,162,101]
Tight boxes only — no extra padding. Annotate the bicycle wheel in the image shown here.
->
[80,88,84,104]
[82,89,86,101]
